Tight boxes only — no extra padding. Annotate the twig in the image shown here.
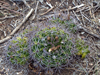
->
[4,31,6,37]
[22,0,30,8]
[76,7,89,12]
[72,10,81,23]
[80,13,91,23]
[38,14,57,21]
[0,15,19,21]
[31,1,39,20]
[58,0,66,7]
[46,2,53,8]
[73,10,100,39]
[65,67,84,72]
[40,6,54,16]
[61,4,85,12]
[0,29,3,31]
[0,8,34,44]
[88,60,100,74]
[80,10,85,25]
[40,0,65,16]
[0,36,12,44]
[0,45,6,49]
[0,5,24,15]
[10,8,34,36]
[78,27,100,39]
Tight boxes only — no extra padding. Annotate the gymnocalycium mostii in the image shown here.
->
[51,17,77,33]
[31,27,73,68]
[75,39,90,59]
[30,27,90,68]
[7,36,29,65]
[6,26,90,68]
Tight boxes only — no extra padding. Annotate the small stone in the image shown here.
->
[46,2,53,8]
[52,55,56,59]
[78,26,82,29]
[98,19,100,23]
[61,41,64,44]
[81,32,85,34]
[16,71,22,75]
[89,63,93,66]
[49,48,52,52]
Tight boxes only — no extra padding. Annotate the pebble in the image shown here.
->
[81,32,85,35]
[89,63,93,66]
[16,71,23,75]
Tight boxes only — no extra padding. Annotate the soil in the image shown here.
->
[0,0,100,75]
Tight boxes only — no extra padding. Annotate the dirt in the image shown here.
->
[0,0,100,75]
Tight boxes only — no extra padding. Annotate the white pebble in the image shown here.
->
[52,55,56,59]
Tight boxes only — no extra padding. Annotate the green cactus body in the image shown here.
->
[31,27,74,68]
[7,36,29,65]
[75,39,90,59]
[6,19,90,69]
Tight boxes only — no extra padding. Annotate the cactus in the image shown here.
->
[52,17,77,33]
[31,27,73,68]
[30,27,90,69]
[7,36,29,65]
[75,39,90,59]
[5,19,90,70]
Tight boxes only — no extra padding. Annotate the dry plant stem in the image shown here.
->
[58,0,65,7]
[40,0,65,16]
[72,10,82,23]
[0,5,24,15]
[83,5,99,12]
[80,12,91,23]
[61,4,85,12]
[73,10,100,39]
[76,7,89,12]
[22,0,30,8]
[0,15,19,21]
[4,31,6,37]
[10,8,34,36]
[0,29,3,31]
[0,45,6,49]
[78,27,100,39]
[89,6,96,22]
[89,6,93,18]
[38,14,59,21]
[88,60,100,74]
[40,7,54,16]
[65,67,84,72]
[31,1,39,20]
[0,36,12,44]
[0,8,34,44]
[80,10,85,25]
